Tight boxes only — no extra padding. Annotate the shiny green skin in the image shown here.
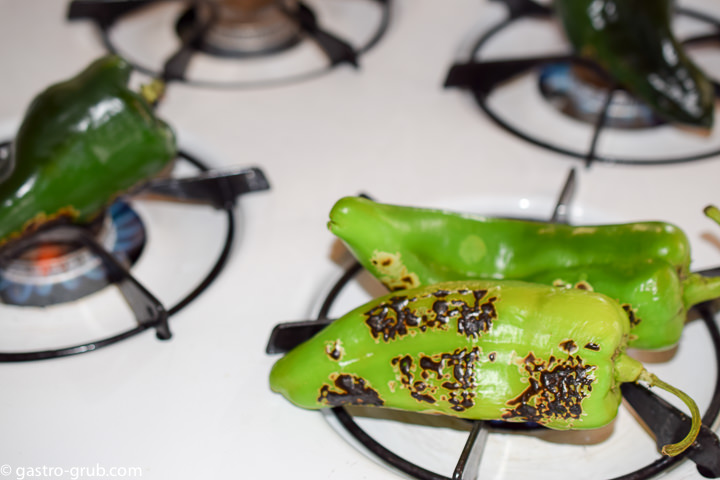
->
[0,55,176,245]
[270,280,644,430]
[328,197,720,350]
[527,262,686,350]
[555,0,715,128]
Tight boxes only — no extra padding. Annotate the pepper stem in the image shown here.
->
[681,205,720,309]
[682,272,720,310]
[140,79,166,106]
[638,370,701,456]
[704,205,720,224]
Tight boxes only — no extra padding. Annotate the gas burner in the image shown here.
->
[0,146,270,361]
[290,265,720,480]
[538,63,664,130]
[178,0,302,57]
[0,200,145,307]
[68,0,391,88]
[444,0,720,166]
[266,171,720,479]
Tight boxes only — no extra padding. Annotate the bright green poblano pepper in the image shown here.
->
[270,280,700,456]
[0,55,175,246]
[328,196,720,350]
[555,0,715,128]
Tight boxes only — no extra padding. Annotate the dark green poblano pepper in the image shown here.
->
[270,280,700,456]
[328,196,720,350]
[0,55,176,246]
[555,0,715,128]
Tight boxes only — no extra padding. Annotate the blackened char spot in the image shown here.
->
[433,299,449,316]
[391,347,482,410]
[393,355,414,385]
[325,341,342,361]
[393,354,437,405]
[559,340,578,354]
[449,391,476,412]
[365,295,418,341]
[524,353,537,368]
[318,374,384,407]
[622,304,641,326]
[365,288,496,343]
[456,291,496,339]
[411,381,435,403]
[584,343,600,351]
[420,356,444,379]
[436,348,481,412]
[502,354,595,424]
[574,281,592,291]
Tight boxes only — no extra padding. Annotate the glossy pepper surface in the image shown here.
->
[270,280,699,455]
[555,0,715,128]
[328,196,720,350]
[0,55,176,246]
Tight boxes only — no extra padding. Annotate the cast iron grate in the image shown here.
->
[0,143,270,361]
[266,170,720,479]
[443,0,720,167]
[66,0,391,88]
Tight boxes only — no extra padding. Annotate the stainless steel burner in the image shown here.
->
[185,0,302,57]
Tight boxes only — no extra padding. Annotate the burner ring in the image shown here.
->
[0,147,237,362]
[315,262,720,480]
[449,5,720,166]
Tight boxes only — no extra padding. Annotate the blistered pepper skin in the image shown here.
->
[555,0,714,128]
[0,55,176,245]
[270,280,644,430]
[328,197,720,350]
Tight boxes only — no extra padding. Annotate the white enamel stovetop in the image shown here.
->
[1,1,720,479]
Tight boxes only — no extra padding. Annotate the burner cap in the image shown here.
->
[178,0,302,57]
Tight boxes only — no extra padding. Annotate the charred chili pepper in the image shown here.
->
[0,55,176,246]
[270,280,700,456]
[328,196,720,350]
[554,0,715,128]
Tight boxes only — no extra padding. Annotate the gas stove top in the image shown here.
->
[1,1,720,479]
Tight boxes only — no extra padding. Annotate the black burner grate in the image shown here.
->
[67,0,391,88]
[444,0,720,167]
[0,146,270,361]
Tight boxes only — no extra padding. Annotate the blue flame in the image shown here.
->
[0,201,146,306]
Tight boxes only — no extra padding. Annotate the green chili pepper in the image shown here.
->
[0,55,176,246]
[328,196,720,350]
[270,280,700,456]
[554,0,715,128]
